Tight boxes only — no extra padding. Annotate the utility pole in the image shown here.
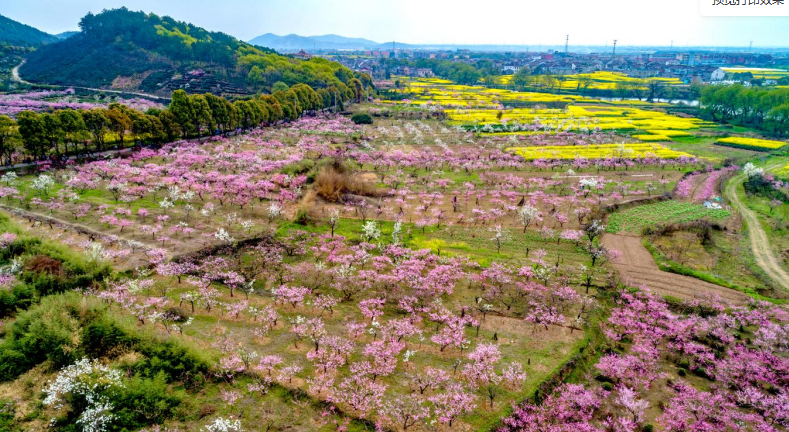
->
[670,40,674,49]
[612,39,618,58]
[565,34,569,54]
[749,40,753,53]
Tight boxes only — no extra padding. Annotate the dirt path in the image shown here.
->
[724,163,789,291]
[0,205,159,253]
[601,234,749,304]
[11,61,31,85]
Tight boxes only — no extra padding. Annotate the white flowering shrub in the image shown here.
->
[1,171,18,185]
[31,174,55,195]
[743,162,764,178]
[579,178,598,189]
[214,228,235,244]
[86,242,105,264]
[268,203,282,221]
[202,417,243,432]
[43,358,123,432]
[391,221,402,245]
[159,198,174,211]
[361,221,381,242]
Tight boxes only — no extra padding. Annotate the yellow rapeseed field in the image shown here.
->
[507,143,692,160]
[720,68,789,80]
[633,134,671,141]
[646,130,693,137]
[391,77,717,136]
[716,137,787,151]
[498,71,682,90]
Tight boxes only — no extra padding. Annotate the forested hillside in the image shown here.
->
[20,8,366,96]
[0,14,59,46]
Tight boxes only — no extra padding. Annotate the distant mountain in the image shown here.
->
[54,31,79,40]
[249,33,379,50]
[310,34,379,46]
[20,8,360,96]
[0,14,59,46]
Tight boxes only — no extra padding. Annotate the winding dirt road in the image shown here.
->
[601,234,749,304]
[724,163,789,291]
[11,62,30,85]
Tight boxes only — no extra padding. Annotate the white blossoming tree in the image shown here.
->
[43,358,124,432]
[31,174,55,196]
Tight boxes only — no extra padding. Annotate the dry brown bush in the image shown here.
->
[198,404,217,418]
[313,162,378,202]
[24,255,64,276]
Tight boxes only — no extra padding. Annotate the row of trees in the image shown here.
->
[504,67,699,101]
[382,59,492,85]
[700,85,789,136]
[383,58,697,101]
[0,81,368,162]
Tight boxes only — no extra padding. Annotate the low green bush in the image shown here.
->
[0,293,87,379]
[0,292,212,384]
[351,113,373,124]
[134,340,212,387]
[0,231,111,317]
[281,158,315,176]
[110,372,187,429]
[0,398,18,431]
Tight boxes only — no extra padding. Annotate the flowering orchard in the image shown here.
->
[0,113,705,269]
[0,88,165,117]
[499,289,789,432]
[0,92,783,432]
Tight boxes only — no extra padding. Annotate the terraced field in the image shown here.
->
[601,234,749,304]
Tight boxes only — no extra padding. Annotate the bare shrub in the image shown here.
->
[313,160,379,202]
[24,255,64,276]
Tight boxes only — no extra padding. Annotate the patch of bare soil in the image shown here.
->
[601,233,748,304]
[485,314,585,343]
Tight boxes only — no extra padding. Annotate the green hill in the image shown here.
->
[0,13,59,46]
[20,8,365,97]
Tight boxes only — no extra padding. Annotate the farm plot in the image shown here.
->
[716,136,787,152]
[606,200,731,234]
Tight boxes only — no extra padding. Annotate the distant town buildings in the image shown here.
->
[317,47,787,85]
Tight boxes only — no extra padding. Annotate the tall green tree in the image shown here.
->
[129,110,153,142]
[106,105,132,145]
[16,111,49,158]
[767,103,789,137]
[204,93,236,132]
[189,94,214,136]
[41,114,64,156]
[170,89,195,137]
[81,109,110,152]
[511,68,532,90]
[157,110,182,141]
[0,115,20,164]
[56,109,88,154]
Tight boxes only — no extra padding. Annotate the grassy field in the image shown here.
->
[646,229,785,300]
[606,201,731,234]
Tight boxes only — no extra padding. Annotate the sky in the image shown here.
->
[1,0,789,47]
